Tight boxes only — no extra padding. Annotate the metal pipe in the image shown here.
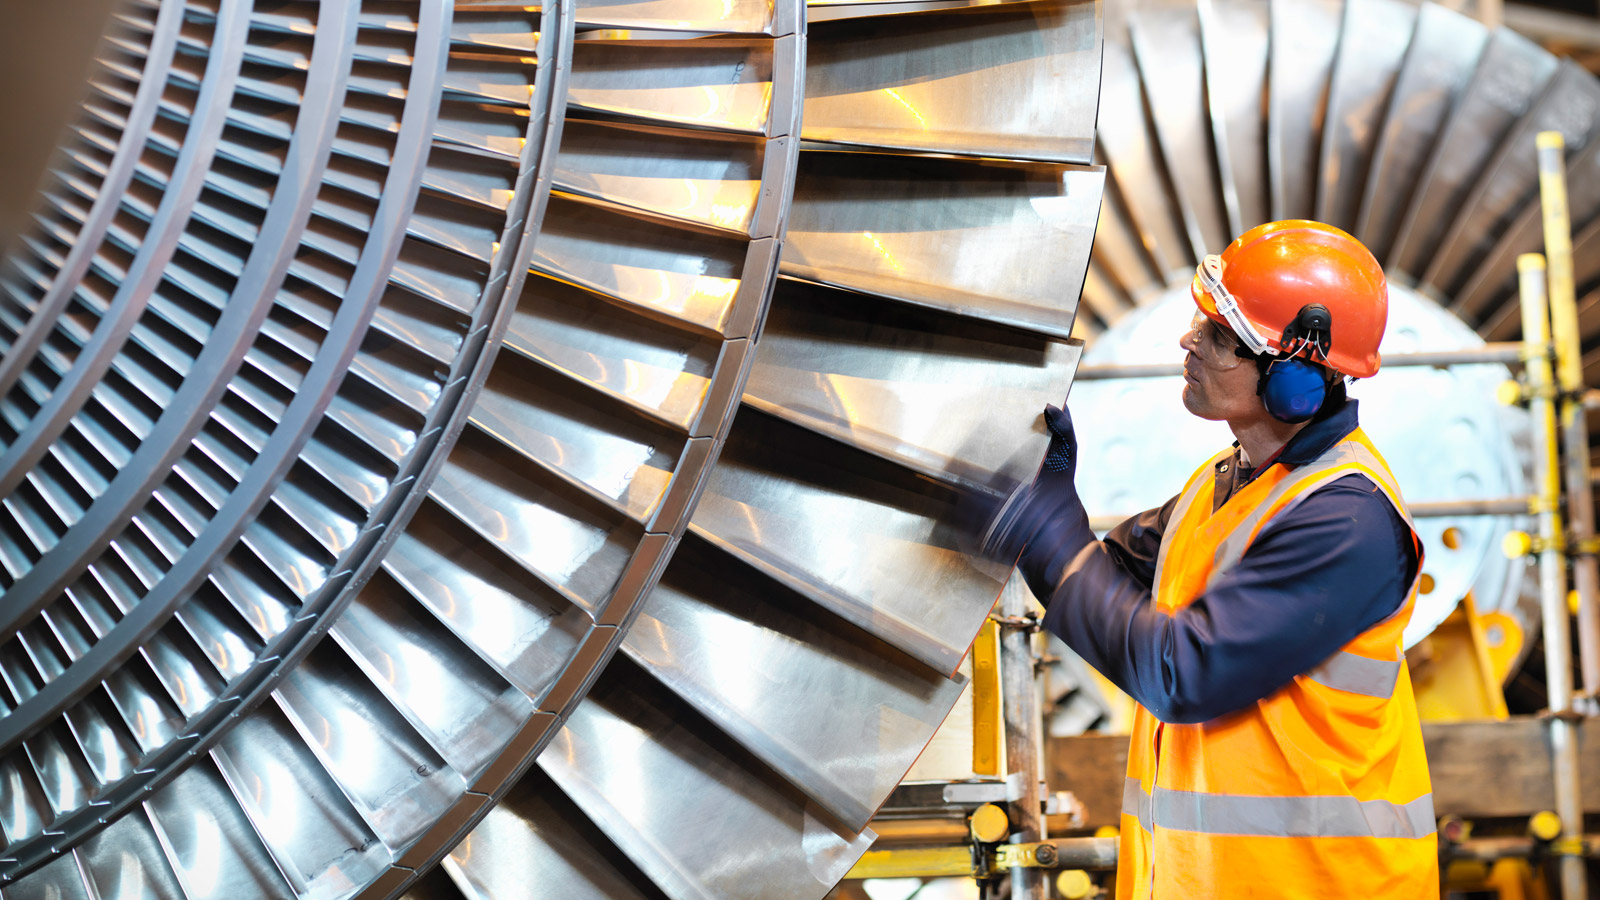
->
[1446,835,1600,863]
[1036,837,1119,870]
[1074,343,1525,380]
[1000,575,1045,900]
[1539,129,1600,700]
[1402,498,1535,517]
[1089,497,1532,532]
[1518,251,1587,900]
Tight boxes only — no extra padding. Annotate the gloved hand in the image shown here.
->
[974,405,1075,555]
[966,405,1095,601]
[1039,403,1079,480]
[1015,405,1095,600]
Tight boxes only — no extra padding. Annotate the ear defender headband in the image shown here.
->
[1196,255,1335,423]
[1259,304,1334,423]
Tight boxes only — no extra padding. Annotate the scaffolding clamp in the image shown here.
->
[1519,340,1558,364]
[1503,530,1562,558]
[988,611,1041,632]
[1572,692,1600,716]
[1539,707,1586,725]
[998,841,1060,869]
[1550,835,1588,858]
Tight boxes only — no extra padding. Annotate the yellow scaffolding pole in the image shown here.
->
[1537,129,1600,698]
[1518,249,1587,900]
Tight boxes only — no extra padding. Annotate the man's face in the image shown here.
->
[1178,312,1265,423]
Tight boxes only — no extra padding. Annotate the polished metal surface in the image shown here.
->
[783,152,1103,339]
[689,410,1003,675]
[1128,0,1227,258]
[440,770,663,900]
[1096,30,1193,279]
[567,38,789,136]
[1316,0,1416,232]
[551,120,771,236]
[622,534,967,831]
[1456,127,1600,329]
[540,667,877,900]
[0,0,587,891]
[803,0,1101,163]
[1354,2,1487,261]
[746,279,1082,485]
[1198,0,1269,236]
[1390,28,1556,282]
[0,1,1104,899]
[1425,61,1600,298]
[1266,0,1341,220]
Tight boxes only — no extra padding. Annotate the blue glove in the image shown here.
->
[972,406,1094,601]
[1016,405,1096,599]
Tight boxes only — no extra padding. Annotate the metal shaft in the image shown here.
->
[1001,575,1046,900]
[1518,252,1587,900]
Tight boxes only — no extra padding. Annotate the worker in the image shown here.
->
[975,220,1437,898]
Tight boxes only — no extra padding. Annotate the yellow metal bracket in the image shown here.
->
[1412,593,1510,721]
[971,617,1003,776]
[845,846,973,880]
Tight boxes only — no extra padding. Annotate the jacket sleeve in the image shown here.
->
[1030,475,1418,724]
[1100,495,1180,589]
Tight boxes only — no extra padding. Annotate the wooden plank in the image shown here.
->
[1422,717,1600,818]
[1046,716,1600,827]
[1047,733,1128,829]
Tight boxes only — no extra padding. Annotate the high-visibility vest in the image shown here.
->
[1117,429,1437,899]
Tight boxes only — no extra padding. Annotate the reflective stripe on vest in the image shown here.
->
[1121,778,1435,840]
[1307,648,1404,698]
[1123,775,1154,834]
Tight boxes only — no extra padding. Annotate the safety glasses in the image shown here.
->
[1186,312,1251,370]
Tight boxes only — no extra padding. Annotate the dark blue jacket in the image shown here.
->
[1026,399,1420,724]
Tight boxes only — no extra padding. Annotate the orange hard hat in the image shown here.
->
[1189,220,1388,378]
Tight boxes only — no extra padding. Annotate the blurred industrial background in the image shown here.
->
[0,0,1598,898]
[0,0,123,257]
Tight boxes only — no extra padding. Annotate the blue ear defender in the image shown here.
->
[1261,357,1329,423]
[1259,303,1335,423]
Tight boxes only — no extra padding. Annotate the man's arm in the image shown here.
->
[1028,476,1416,724]
[1100,495,1180,589]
